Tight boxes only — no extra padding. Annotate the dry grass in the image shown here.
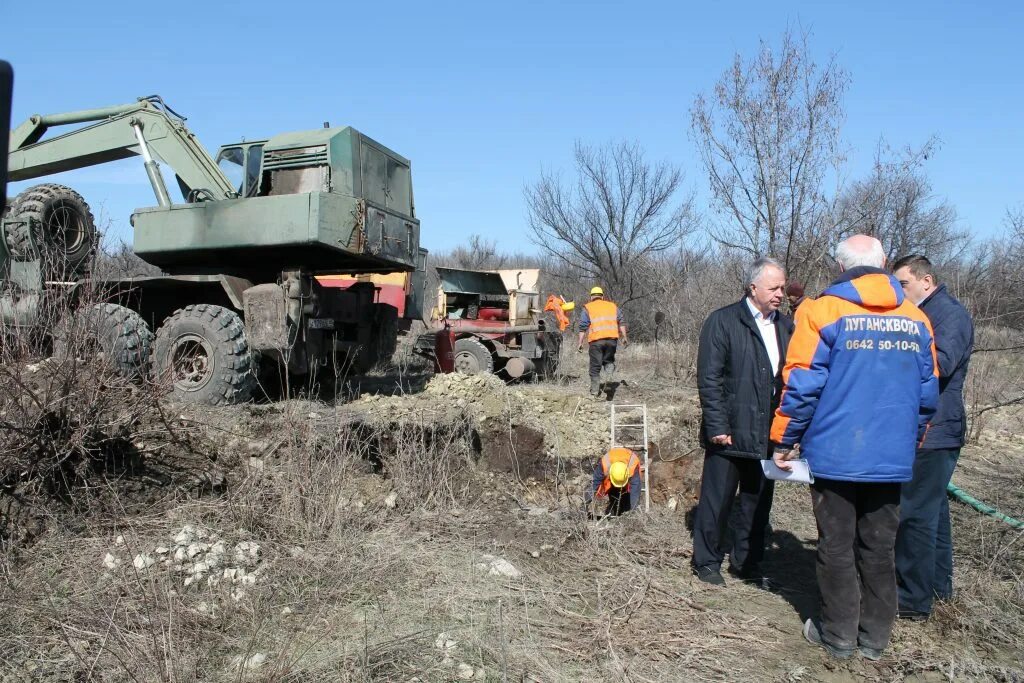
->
[0,307,1021,680]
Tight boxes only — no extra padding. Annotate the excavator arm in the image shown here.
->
[8,96,235,203]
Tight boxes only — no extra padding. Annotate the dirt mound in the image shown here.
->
[354,373,701,467]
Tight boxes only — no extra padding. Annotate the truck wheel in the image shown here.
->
[6,184,97,277]
[153,304,257,405]
[55,303,154,381]
[453,337,494,375]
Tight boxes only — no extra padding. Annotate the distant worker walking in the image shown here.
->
[577,287,628,396]
[586,447,644,516]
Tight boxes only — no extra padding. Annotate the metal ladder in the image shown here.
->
[610,403,650,512]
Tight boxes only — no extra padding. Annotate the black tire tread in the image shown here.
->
[57,303,154,381]
[6,184,97,277]
[453,336,495,375]
[153,304,256,406]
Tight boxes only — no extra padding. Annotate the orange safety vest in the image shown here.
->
[585,299,620,342]
[596,447,643,497]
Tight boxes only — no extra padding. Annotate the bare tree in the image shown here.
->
[444,234,508,271]
[690,29,849,274]
[524,140,697,304]
[838,138,966,262]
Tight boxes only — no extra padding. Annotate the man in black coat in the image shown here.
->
[892,255,974,620]
[692,257,794,586]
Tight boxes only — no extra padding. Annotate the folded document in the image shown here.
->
[761,458,814,484]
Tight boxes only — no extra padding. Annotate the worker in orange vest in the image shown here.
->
[577,286,628,396]
[586,447,644,516]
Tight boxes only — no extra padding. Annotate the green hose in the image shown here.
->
[947,483,1024,530]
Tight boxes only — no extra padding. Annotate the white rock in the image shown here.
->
[174,526,196,545]
[289,546,305,558]
[457,663,475,680]
[210,540,227,556]
[234,652,266,672]
[540,544,554,552]
[133,554,156,570]
[231,589,246,602]
[384,492,398,509]
[173,547,187,562]
[530,551,540,559]
[186,544,203,558]
[223,568,238,581]
[197,601,212,615]
[435,633,457,650]
[114,535,125,546]
[103,553,118,570]
[184,576,194,587]
[667,496,678,512]
[155,546,169,555]
[240,574,257,586]
[281,607,293,616]
[475,554,522,579]
[192,561,209,574]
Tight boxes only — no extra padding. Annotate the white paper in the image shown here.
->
[761,458,814,484]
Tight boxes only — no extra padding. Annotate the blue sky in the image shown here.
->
[5,0,1022,254]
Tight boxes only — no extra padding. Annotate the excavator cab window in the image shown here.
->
[215,144,265,198]
[217,147,245,194]
[244,145,263,197]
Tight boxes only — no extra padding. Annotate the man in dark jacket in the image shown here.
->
[692,257,793,586]
[892,255,974,621]
[772,236,939,660]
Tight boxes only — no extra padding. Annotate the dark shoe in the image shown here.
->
[727,565,767,588]
[693,565,725,586]
[858,644,884,661]
[802,618,854,659]
[590,380,601,396]
[897,608,929,622]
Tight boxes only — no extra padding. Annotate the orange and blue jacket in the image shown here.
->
[770,267,939,483]
[587,448,643,508]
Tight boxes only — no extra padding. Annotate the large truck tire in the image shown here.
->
[453,336,494,375]
[153,304,257,405]
[55,303,154,381]
[6,184,97,278]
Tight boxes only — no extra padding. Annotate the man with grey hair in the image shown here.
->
[772,235,938,659]
[693,257,793,586]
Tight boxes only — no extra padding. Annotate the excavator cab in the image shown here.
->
[214,142,265,198]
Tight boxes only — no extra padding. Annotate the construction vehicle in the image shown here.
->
[411,267,567,379]
[2,95,423,404]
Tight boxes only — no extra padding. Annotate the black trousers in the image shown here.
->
[895,448,960,614]
[588,339,617,380]
[692,451,774,573]
[811,478,901,652]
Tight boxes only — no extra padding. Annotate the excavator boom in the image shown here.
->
[7,97,235,201]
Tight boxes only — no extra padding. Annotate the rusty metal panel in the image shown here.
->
[243,283,289,350]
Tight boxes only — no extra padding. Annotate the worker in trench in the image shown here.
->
[585,447,644,517]
[577,286,628,397]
